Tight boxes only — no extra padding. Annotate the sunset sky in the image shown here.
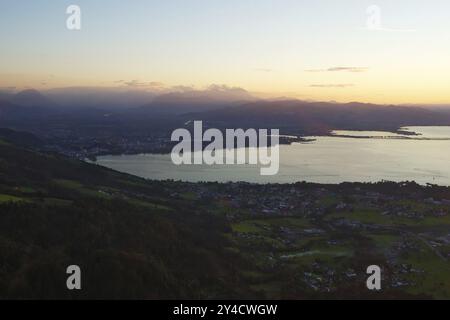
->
[1,0,450,104]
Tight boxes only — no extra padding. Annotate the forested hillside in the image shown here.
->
[0,139,249,299]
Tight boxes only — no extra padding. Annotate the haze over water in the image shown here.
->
[96,127,450,186]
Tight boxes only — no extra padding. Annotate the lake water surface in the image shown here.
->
[96,126,450,185]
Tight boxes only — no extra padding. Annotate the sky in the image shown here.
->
[1,0,450,104]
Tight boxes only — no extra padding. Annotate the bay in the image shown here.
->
[96,126,450,185]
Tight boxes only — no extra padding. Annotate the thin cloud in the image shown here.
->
[171,85,195,92]
[363,25,416,33]
[305,67,368,73]
[372,27,416,32]
[328,67,368,73]
[253,68,273,73]
[121,80,165,88]
[309,84,354,88]
[0,86,16,91]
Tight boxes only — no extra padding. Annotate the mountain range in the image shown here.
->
[2,88,450,137]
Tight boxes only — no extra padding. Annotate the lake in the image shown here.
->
[96,126,450,185]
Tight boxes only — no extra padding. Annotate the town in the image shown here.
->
[151,180,450,298]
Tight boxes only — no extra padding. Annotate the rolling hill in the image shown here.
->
[0,134,248,299]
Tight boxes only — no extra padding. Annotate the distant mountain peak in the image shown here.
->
[13,89,56,107]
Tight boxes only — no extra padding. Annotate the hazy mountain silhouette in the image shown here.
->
[43,85,255,112]
[0,98,57,125]
[12,89,57,108]
[186,99,450,133]
[45,87,158,110]
[136,85,257,115]
[0,90,14,102]
[3,88,450,136]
